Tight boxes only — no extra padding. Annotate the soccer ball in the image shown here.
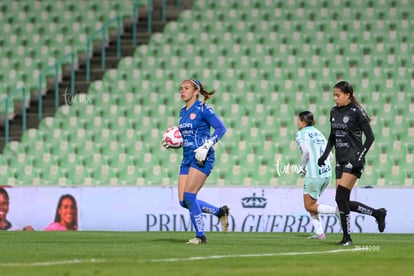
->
[162,126,183,148]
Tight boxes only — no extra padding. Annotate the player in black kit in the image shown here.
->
[318,81,387,246]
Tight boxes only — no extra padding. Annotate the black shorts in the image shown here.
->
[335,162,364,179]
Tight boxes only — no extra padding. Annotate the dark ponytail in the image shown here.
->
[298,111,315,126]
[188,79,215,104]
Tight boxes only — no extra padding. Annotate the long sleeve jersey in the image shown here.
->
[179,100,226,159]
[296,126,332,178]
[324,101,375,164]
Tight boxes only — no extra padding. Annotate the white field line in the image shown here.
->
[143,248,358,263]
[0,258,105,267]
[0,248,366,267]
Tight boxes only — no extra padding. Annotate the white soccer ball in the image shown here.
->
[162,126,183,148]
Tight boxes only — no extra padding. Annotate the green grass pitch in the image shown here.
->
[1,231,413,275]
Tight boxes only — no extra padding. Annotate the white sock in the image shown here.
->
[317,204,337,214]
[311,215,324,235]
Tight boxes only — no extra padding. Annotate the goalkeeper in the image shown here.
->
[163,79,228,245]
[295,111,338,240]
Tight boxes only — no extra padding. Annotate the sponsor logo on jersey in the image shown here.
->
[343,115,349,123]
[180,122,193,129]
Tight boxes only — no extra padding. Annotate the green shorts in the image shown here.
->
[303,177,331,200]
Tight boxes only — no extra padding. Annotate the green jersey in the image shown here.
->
[295,126,332,178]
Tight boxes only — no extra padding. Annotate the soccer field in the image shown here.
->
[0,232,413,275]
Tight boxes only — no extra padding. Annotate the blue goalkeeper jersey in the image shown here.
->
[179,100,226,159]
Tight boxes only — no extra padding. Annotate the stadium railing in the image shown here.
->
[37,52,76,120]
[1,13,129,143]
[132,0,181,47]
[132,0,153,47]
[0,88,27,144]
[85,16,122,82]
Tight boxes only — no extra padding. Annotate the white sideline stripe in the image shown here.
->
[144,248,358,263]
[0,248,359,267]
[0,258,105,267]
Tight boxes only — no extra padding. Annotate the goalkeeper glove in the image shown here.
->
[194,139,214,163]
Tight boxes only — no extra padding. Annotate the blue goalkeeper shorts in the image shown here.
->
[179,152,215,176]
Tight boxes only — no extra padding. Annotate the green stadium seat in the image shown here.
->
[66,127,93,143]
[90,164,118,185]
[40,164,66,185]
[0,92,15,122]
[1,0,412,187]
[14,165,41,185]
[2,140,25,157]
[404,142,414,166]
[0,155,14,182]
[101,141,124,159]
[107,152,133,171]
[274,172,300,186]
[360,162,379,187]
[66,164,90,185]
[118,164,143,186]
[56,152,82,173]
[215,152,234,174]
[138,163,164,185]
[93,128,118,149]
[249,163,273,186]
[82,153,108,174]
[32,152,58,170]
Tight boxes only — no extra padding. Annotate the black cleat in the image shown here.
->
[218,205,230,233]
[375,208,387,233]
[337,237,353,246]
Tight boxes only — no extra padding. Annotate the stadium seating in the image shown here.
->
[1,0,413,187]
[0,0,137,109]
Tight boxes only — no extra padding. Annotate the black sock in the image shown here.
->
[336,185,351,240]
[349,201,376,216]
